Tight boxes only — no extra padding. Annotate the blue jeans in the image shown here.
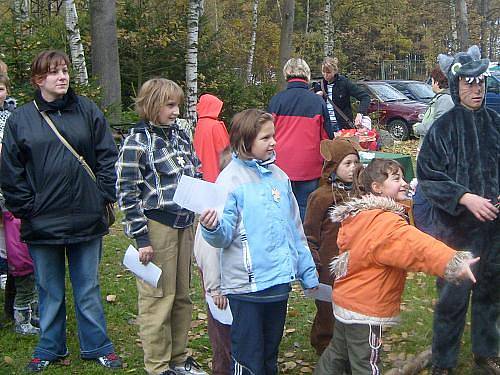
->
[229,297,288,375]
[29,238,114,361]
[291,179,319,222]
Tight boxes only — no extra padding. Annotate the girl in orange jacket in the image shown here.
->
[314,158,479,375]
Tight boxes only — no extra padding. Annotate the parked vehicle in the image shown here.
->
[357,81,428,140]
[486,74,500,113]
[383,80,434,104]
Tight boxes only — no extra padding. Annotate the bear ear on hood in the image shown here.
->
[438,54,454,75]
[320,139,334,161]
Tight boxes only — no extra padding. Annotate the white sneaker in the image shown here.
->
[171,356,207,375]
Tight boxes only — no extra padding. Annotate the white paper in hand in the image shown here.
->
[173,175,228,216]
[206,292,232,325]
[122,245,162,288]
[304,283,333,303]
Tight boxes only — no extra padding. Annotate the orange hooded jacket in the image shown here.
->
[194,94,230,183]
[329,195,466,326]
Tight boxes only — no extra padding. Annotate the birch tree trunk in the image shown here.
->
[64,0,88,85]
[323,0,334,57]
[89,0,122,122]
[456,0,470,49]
[479,0,489,57]
[278,0,295,89]
[11,0,30,28]
[305,0,309,33]
[246,0,260,84]
[450,0,458,52]
[186,0,204,126]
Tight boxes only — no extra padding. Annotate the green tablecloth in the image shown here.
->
[359,151,415,182]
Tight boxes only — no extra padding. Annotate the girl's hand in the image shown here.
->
[213,295,228,310]
[200,209,219,230]
[458,256,480,283]
[139,246,154,265]
[459,193,499,222]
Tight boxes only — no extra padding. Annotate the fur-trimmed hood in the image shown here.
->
[330,194,405,223]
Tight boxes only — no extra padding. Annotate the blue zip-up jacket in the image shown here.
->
[202,155,319,295]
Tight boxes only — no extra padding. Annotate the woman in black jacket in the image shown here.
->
[313,57,370,132]
[1,50,122,373]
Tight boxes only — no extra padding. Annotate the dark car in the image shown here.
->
[485,73,500,113]
[383,80,435,104]
[357,81,428,140]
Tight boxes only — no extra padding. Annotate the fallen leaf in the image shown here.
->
[300,367,313,373]
[4,356,13,365]
[106,295,117,302]
[284,352,295,358]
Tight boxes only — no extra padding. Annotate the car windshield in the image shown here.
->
[365,83,409,102]
[408,82,434,99]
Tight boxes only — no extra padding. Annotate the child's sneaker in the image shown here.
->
[0,273,6,289]
[474,356,500,374]
[25,357,51,373]
[14,307,39,335]
[94,353,123,369]
[170,356,207,375]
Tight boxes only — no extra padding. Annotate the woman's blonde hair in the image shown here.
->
[230,109,274,159]
[283,58,311,82]
[322,57,339,74]
[135,78,184,124]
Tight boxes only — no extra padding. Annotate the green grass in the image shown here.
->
[0,231,474,374]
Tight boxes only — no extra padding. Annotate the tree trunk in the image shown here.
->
[305,0,309,33]
[89,0,122,122]
[479,0,490,57]
[323,0,334,57]
[246,0,260,84]
[186,0,204,126]
[456,0,470,50]
[64,0,88,85]
[11,0,30,26]
[278,0,295,89]
[450,0,458,52]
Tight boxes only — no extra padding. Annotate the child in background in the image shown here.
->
[193,94,232,374]
[194,93,230,183]
[0,73,39,335]
[193,226,231,375]
[116,78,207,375]
[200,109,319,374]
[314,158,479,375]
[0,73,10,291]
[303,138,361,355]
[4,211,39,335]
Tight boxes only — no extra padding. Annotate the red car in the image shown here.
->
[357,81,428,140]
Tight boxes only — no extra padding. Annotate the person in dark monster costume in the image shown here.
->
[417,45,500,375]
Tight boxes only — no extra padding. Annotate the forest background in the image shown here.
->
[0,0,499,127]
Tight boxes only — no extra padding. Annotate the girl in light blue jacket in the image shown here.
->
[201,109,319,375]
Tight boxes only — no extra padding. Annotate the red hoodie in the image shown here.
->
[194,94,230,182]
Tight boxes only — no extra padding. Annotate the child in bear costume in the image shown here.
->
[303,138,362,355]
[417,45,499,374]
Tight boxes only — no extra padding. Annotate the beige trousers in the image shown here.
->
[136,220,194,375]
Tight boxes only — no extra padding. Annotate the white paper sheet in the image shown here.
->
[304,283,333,303]
[206,292,232,325]
[173,175,228,216]
[122,245,162,288]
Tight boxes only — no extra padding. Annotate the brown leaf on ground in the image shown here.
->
[4,356,13,365]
